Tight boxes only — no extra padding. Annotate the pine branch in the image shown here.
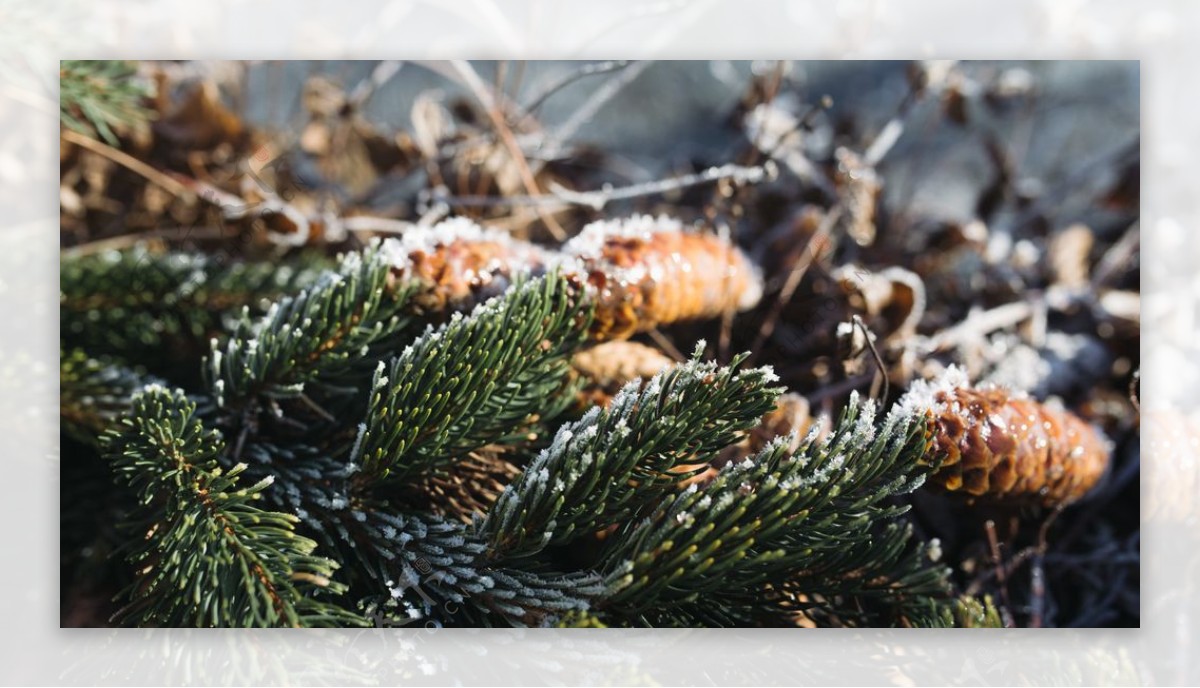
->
[354,273,590,484]
[595,394,953,626]
[212,262,599,626]
[785,522,951,627]
[204,243,418,412]
[61,247,329,376]
[68,236,965,628]
[482,344,781,558]
[60,349,155,619]
[60,60,153,145]
[350,510,602,628]
[60,347,161,443]
[236,441,600,628]
[597,438,800,614]
[100,386,358,627]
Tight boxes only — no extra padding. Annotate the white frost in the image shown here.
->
[888,363,971,422]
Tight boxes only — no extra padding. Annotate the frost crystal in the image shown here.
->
[561,214,688,261]
[377,217,551,274]
[550,428,574,453]
[927,538,943,562]
[851,395,878,444]
[888,364,970,422]
[758,365,780,384]
[349,422,368,462]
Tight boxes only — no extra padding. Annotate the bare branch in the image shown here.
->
[447,59,567,240]
[917,301,1033,355]
[427,162,775,211]
[61,129,193,199]
[522,60,635,115]
[538,60,653,160]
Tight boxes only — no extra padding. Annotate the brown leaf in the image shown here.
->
[153,80,245,151]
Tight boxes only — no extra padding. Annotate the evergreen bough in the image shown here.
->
[60,238,975,628]
[61,247,330,378]
[60,60,153,145]
[101,387,355,627]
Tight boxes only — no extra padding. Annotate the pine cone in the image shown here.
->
[380,218,551,313]
[561,216,763,341]
[570,340,675,408]
[927,386,1110,506]
[380,216,764,340]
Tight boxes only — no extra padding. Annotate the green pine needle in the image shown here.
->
[61,247,330,376]
[205,243,416,410]
[595,393,952,625]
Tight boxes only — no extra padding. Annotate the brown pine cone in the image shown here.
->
[561,216,763,341]
[380,218,551,313]
[379,216,764,340]
[570,340,676,408]
[927,385,1111,507]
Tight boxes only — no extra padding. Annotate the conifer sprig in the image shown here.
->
[61,347,161,443]
[482,345,781,558]
[60,60,153,145]
[101,386,355,627]
[597,395,950,625]
[348,510,604,628]
[354,272,590,484]
[61,247,329,375]
[205,245,416,409]
[67,235,966,629]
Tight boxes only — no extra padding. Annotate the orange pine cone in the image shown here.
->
[379,216,764,339]
[561,216,763,341]
[380,219,550,313]
[927,386,1111,507]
